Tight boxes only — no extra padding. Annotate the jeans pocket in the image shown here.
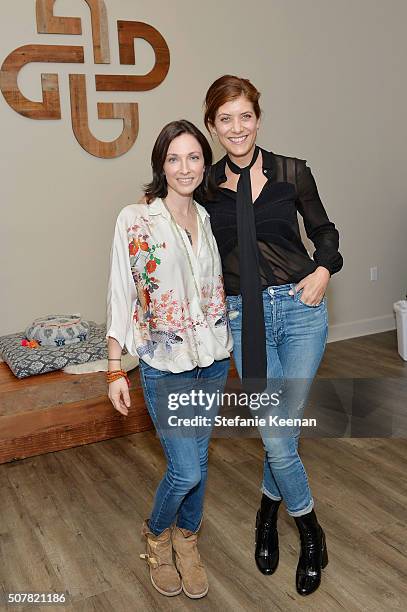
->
[297,289,326,309]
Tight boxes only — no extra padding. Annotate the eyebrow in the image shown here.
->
[166,151,202,156]
[217,111,253,117]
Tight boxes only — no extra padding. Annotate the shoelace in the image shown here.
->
[140,553,158,567]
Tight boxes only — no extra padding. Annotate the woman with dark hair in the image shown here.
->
[198,75,343,596]
[106,119,232,599]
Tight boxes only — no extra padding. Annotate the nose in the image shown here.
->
[232,117,243,133]
[180,158,191,175]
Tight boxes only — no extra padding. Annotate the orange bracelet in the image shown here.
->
[106,369,130,386]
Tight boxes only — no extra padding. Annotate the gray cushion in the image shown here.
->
[0,322,126,379]
[25,314,90,347]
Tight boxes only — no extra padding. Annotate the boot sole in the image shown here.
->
[150,573,182,597]
[182,583,209,599]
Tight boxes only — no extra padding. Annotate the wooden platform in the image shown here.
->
[0,361,240,465]
[1,330,405,465]
[0,365,153,465]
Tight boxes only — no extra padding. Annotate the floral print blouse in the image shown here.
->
[106,198,233,372]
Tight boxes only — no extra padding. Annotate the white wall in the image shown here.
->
[1,0,406,343]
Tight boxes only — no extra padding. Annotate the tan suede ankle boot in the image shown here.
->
[172,525,208,599]
[140,521,182,597]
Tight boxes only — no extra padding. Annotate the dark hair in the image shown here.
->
[204,75,261,131]
[144,119,216,204]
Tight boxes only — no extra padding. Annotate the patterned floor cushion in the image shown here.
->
[0,321,128,379]
[25,314,90,347]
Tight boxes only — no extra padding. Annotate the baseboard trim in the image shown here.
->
[327,314,396,343]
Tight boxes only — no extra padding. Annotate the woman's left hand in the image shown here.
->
[289,267,330,306]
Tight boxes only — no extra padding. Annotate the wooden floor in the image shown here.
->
[1,331,407,611]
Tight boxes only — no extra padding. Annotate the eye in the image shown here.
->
[167,157,177,163]
[220,116,230,122]
[190,155,200,160]
[242,113,252,120]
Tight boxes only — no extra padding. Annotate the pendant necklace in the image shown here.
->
[184,228,193,246]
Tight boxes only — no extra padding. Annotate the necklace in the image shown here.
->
[164,201,195,243]
[162,198,216,308]
[185,228,193,246]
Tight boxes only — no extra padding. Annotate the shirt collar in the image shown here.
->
[212,146,276,184]
[147,197,169,218]
[147,198,209,222]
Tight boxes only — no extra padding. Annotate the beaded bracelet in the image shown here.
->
[106,369,130,387]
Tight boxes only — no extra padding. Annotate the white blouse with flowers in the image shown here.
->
[105,198,233,372]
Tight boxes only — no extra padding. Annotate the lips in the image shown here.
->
[228,135,248,144]
[177,177,194,184]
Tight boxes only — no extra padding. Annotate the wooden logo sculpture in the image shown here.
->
[0,0,170,158]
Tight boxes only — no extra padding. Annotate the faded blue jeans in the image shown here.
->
[139,357,230,535]
[226,283,328,517]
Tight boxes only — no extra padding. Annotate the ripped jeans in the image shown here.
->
[226,283,328,516]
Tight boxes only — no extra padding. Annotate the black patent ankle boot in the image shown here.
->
[255,494,282,575]
[294,509,328,596]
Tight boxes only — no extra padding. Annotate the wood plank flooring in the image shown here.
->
[0,331,406,611]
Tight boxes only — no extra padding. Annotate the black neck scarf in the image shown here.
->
[226,145,267,393]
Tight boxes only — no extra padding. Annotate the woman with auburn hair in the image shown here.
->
[197,75,343,596]
[106,119,232,599]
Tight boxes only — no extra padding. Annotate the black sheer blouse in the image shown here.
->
[197,148,343,295]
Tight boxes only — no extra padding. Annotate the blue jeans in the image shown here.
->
[139,357,230,535]
[226,283,328,516]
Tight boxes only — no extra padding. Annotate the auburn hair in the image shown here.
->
[204,75,261,130]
